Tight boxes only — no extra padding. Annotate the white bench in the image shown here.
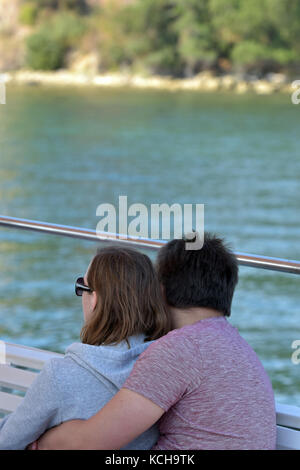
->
[0,342,299,450]
[0,342,62,417]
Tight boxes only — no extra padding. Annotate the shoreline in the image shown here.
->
[0,69,295,95]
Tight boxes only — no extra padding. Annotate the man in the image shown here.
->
[35,233,276,450]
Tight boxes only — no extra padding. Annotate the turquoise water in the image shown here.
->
[0,85,299,406]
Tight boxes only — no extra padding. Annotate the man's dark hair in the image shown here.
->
[156,232,239,317]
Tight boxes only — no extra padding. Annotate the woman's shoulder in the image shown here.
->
[40,344,83,381]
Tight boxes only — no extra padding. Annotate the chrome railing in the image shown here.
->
[1,215,300,275]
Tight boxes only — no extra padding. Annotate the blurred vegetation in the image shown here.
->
[19,0,300,75]
[19,2,39,26]
[26,11,86,70]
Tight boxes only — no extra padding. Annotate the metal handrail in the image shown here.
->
[1,215,300,275]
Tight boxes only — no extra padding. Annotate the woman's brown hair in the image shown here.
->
[80,245,172,346]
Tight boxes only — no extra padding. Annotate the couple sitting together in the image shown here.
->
[0,233,277,450]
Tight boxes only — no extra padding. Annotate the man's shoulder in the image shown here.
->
[141,318,240,363]
[147,317,240,352]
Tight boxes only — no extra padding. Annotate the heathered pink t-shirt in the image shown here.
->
[124,317,276,450]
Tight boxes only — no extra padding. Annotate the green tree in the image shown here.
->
[25,0,88,13]
[209,0,300,72]
[19,2,39,26]
[26,30,65,69]
[98,0,182,75]
[171,0,217,76]
[266,0,300,58]
[26,12,86,70]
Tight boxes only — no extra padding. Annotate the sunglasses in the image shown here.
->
[75,277,93,296]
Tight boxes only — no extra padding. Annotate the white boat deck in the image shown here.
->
[0,341,299,450]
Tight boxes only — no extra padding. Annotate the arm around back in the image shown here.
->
[37,388,165,450]
[37,331,187,450]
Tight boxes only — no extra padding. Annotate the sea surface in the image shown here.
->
[0,85,299,406]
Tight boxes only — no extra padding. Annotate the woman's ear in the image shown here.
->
[91,290,98,311]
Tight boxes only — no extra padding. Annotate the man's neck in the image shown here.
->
[169,306,224,330]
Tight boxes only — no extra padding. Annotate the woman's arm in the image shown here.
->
[37,388,164,450]
[0,360,62,450]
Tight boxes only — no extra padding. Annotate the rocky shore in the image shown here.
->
[0,69,295,95]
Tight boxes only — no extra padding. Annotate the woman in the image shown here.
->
[0,245,172,450]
